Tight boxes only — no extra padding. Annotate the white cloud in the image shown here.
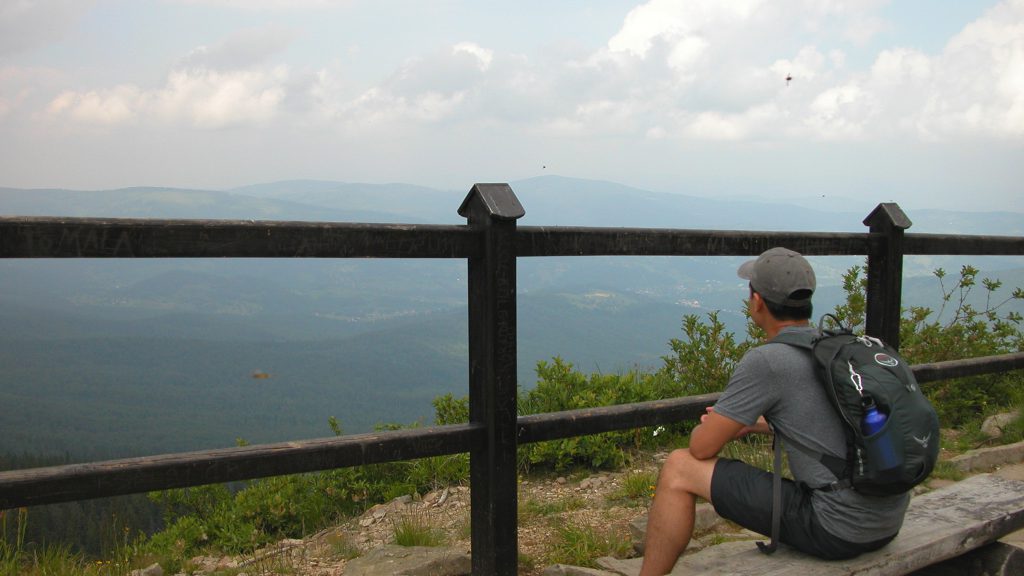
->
[31,0,1024,146]
[48,85,141,125]
[452,42,493,72]
[871,48,932,84]
[154,68,287,128]
[771,46,829,83]
[913,0,1024,138]
[608,0,762,58]
[805,84,875,140]
[47,67,287,129]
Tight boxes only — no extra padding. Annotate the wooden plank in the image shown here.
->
[0,424,481,509]
[905,233,1024,256]
[599,474,1024,576]
[0,217,479,259]
[516,395,719,444]
[516,227,872,257]
[913,352,1024,384]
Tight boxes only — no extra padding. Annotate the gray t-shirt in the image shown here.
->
[714,326,909,543]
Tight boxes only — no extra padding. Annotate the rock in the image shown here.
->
[629,516,646,553]
[556,477,567,485]
[982,411,1021,439]
[950,440,1024,472]
[130,563,163,576]
[394,494,414,505]
[630,504,725,554]
[581,475,610,490]
[344,544,471,576]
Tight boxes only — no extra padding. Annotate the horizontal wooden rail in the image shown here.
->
[516,394,719,444]
[0,217,480,259]
[516,227,873,257]
[911,351,1024,384]
[0,423,483,509]
[905,233,1024,256]
[4,352,1019,510]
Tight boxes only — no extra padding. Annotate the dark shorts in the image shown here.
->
[710,458,896,560]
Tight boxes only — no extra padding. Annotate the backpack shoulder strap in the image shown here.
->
[767,325,852,484]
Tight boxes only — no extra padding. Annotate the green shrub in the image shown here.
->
[143,515,207,572]
[660,311,754,397]
[836,265,1024,426]
[433,393,469,426]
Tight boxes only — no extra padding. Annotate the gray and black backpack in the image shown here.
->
[757,314,940,553]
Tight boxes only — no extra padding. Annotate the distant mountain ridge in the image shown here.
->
[4,176,1023,235]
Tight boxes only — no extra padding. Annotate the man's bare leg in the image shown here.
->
[638,449,717,576]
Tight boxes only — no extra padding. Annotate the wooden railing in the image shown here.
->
[1,183,1023,575]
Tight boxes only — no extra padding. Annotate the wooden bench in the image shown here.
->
[580,474,1024,576]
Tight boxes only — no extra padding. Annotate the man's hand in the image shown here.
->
[690,408,744,460]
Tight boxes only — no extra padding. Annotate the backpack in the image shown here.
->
[756,314,940,554]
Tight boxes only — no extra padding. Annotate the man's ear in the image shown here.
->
[750,291,766,313]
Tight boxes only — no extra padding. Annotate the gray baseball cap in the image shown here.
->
[737,247,816,306]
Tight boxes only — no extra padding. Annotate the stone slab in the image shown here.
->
[906,541,1024,575]
[950,441,1024,472]
[595,474,1024,576]
[343,544,471,576]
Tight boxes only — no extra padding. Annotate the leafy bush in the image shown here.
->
[660,311,755,397]
[835,265,1023,426]
[900,266,1023,425]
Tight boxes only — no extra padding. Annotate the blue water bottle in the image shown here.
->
[861,397,900,471]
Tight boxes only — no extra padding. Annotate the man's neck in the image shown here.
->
[764,319,810,339]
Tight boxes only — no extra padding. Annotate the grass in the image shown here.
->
[607,470,657,505]
[519,495,587,521]
[322,531,361,561]
[545,521,632,568]
[930,460,966,482]
[392,512,447,547]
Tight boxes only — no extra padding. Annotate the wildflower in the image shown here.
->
[652,426,666,437]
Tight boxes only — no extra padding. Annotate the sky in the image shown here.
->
[1,0,1022,212]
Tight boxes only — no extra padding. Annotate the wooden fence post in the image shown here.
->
[459,184,524,575]
[864,203,911,349]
